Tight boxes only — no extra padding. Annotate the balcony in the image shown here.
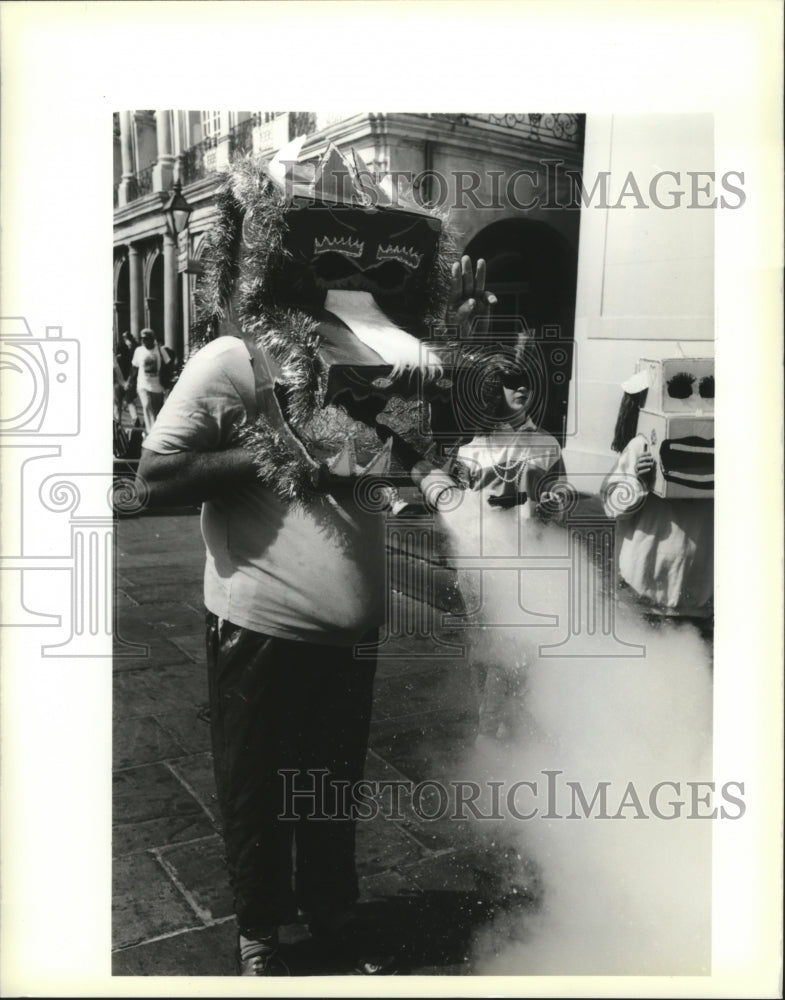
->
[123,163,155,202]
[115,113,322,206]
[251,111,318,156]
[228,115,256,158]
[180,134,219,185]
[176,114,319,182]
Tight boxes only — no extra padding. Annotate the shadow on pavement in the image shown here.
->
[279,887,540,975]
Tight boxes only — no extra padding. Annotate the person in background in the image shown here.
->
[128,328,172,434]
[114,331,139,427]
[600,373,714,637]
[455,359,566,515]
[113,350,126,424]
[454,357,567,744]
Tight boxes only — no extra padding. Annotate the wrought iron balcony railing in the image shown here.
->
[232,112,319,158]
[122,163,156,202]
[135,163,155,197]
[427,112,584,149]
[180,134,219,184]
[288,111,317,141]
[228,115,256,158]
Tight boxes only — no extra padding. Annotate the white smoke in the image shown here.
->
[438,489,713,975]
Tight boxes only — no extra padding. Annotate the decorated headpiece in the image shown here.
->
[258,138,445,311]
[192,138,465,505]
[195,137,456,342]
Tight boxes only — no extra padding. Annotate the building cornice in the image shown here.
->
[302,112,583,173]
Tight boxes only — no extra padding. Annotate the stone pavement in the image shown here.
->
[112,508,540,978]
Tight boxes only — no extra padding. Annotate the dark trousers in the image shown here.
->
[205,613,377,935]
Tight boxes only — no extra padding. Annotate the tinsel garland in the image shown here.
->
[243,307,324,427]
[236,417,324,507]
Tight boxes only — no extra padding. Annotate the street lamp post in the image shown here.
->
[162,178,193,361]
[163,179,193,239]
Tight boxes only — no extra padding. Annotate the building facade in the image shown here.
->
[112,110,585,443]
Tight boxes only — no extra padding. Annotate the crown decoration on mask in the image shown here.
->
[313,235,365,259]
[376,244,423,270]
[259,139,445,307]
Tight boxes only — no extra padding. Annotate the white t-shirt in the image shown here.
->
[142,335,388,645]
[132,344,166,394]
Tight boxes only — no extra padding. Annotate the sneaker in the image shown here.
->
[238,951,290,976]
[236,936,289,977]
[240,952,291,976]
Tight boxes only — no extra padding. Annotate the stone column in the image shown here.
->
[153,109,175,192]
[163,231,179,357]
[214,110,232,170]
[181,270,192,358]
[118,110,135,206]
[128,244,144,340]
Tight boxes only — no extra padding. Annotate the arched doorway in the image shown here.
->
[464,219,578,444]
[114,256,130,341]
[145,249,165,343]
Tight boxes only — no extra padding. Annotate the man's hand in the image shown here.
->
[446,256,497,339]
[634,451,656,489]
[533,490,564,519]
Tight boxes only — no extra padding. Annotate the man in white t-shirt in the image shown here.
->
[137,246,493,975]
[131,328,169,433]
[139,332,390,974]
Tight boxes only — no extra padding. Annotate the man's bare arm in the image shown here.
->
[137,447,258,507]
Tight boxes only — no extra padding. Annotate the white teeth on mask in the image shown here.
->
[325,435,394,478]
[327,438,357,477]
[326,290,443,379]
[361,436,393,476]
